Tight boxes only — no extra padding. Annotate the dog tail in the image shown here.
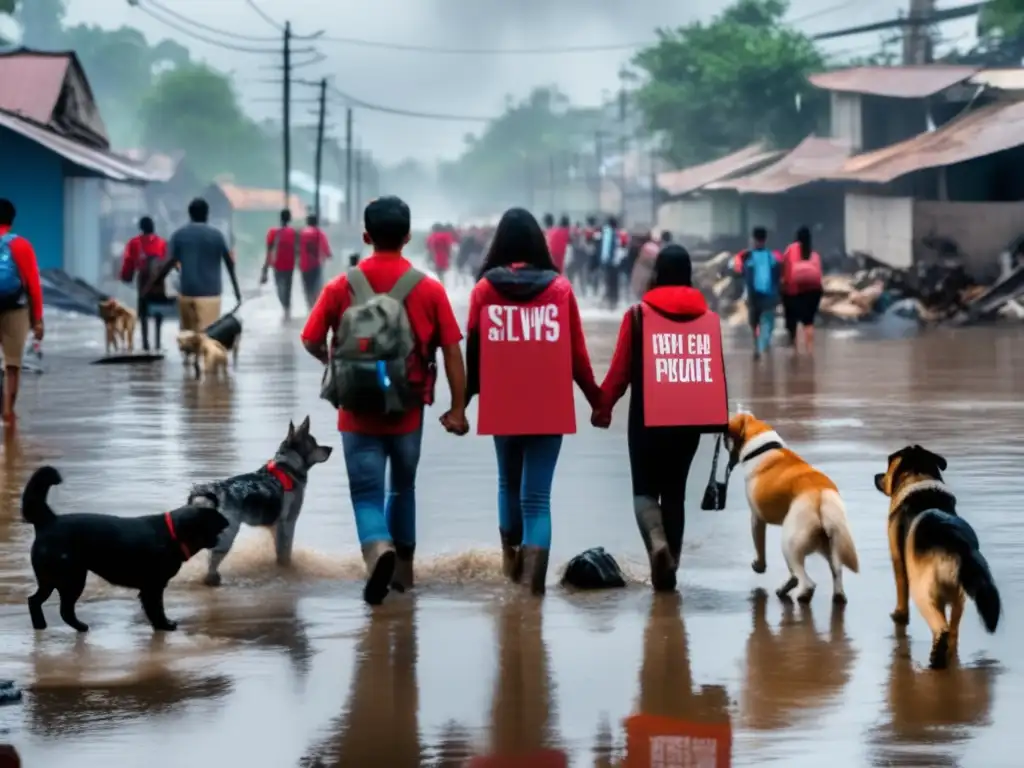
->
[22,465,62,529]
[924,512,1001,633]
[820,489,859,573]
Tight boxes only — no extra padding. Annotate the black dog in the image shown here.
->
[23,466,229,633]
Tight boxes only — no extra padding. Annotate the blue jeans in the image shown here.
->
[341,425,423,548]
[493,435,563,549]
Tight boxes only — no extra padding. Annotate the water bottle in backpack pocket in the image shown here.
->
[0,233,25,311]
[320,266,424,414]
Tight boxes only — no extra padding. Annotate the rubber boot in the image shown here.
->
[361,540,396,606]
[392,543,415,593]
[520,546,549,596]
[634,497,675,592]
[499,528,523,584]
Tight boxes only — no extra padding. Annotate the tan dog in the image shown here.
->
[98,299,136,355]
[177,329,240,370]
[176,330,229,380]
[874,445,1000,669]
[727,413,859,603]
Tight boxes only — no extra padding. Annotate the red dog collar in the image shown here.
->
[266,460,295,491]
[164,511,192,560]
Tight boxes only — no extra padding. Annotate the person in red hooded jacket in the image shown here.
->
[465,207,600,595]
[593,244,708,592]
[120,215,170,351]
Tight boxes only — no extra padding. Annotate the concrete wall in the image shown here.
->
[63,177,103,287]
[913,200,1024,278]
[0,127,65,270]
[845,193,913,268]
[657,194,743,242]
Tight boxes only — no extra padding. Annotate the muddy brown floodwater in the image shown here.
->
[0,285,1021,767]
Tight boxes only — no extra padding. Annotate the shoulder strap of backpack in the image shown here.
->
[0,232,15,249]
[347,267,375,304]
[387,267,424,303]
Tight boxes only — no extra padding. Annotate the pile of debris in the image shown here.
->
[693,250,1005,326]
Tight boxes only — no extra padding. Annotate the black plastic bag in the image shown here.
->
[561,547,627,589]
[204,312,242,350]
[700,435,735,511]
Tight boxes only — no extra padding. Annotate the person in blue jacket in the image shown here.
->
[743,226,782,359]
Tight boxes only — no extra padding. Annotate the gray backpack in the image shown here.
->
[320,266,424,414]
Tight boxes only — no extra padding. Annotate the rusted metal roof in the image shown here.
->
[826,99,1024,184]
[705,137,851,194]
[0,50,69,123]
[0,109,152,183]
[808,65,981,99]
[217,182,307,219]
[656,143,782,197]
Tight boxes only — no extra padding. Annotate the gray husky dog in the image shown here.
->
[189,416,332,586]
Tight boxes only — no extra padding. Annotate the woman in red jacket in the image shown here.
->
[466,207,600,595]
[593,244,708,592]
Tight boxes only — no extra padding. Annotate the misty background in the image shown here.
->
[60,0,977,162]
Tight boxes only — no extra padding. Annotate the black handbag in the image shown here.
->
[700,435,735,511]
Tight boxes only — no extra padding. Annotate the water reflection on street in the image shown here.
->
[0,293,1021,767]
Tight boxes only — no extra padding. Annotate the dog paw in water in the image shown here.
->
[751,559,766,574]
[203,573,222,588]
[154,620,178,632]
[796,587,815,604]
[832,592,848,606]
[929,631,951,670]
[890,609,910,625]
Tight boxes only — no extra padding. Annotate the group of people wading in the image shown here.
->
[301,196,728,605]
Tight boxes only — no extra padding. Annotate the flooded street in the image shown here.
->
[1,287,1022,767]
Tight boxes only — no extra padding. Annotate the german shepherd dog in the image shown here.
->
[874,445,1001,669]
[188,416,332,587]
[23,466,229,632]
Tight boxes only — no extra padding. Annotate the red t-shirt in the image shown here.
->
[266,226,299,271]
[0,225,43,322]
[120,234,167,283]
[299,227,332,272]
[300,252,463,435]
[546,226,571,272]
[426,231,455,271]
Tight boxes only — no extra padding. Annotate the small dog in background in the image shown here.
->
[874,445,1001,669]
[98,298,136,355]
[727,413,859,604]
[188,416,332,587]
[177,330,234,380]
[22,466,229,632]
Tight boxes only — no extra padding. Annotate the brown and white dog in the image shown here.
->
[727,413,859,603]
[98,298,136,355]
[874,445,1000,669]
[176,331,230,380]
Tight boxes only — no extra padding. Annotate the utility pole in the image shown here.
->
[903,0,935,64]
[282,21,292,204]
[618,79,628,224]
[354,142,363,219]
[594,131,604,216]
[313,77,327,221]
[344,107,353,225]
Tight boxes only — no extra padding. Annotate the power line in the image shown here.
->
[142,0,279,42]
[327,84,494,121]
[245,0,284,32]
[131,3,285,54]
[312,35,645,54]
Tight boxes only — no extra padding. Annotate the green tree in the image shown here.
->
[632,0,825,167]
[439,86,601,213]
[969,0,1024,64]
[139,63,278,187]
[64,24,189,147]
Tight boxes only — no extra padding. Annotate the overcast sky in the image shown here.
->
[63,0,979,163]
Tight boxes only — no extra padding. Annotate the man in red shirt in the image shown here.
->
[301,196,467,605]
[425,223,455,286]
[262,209,299,319]
[120,215,170,351]
[299,213,332,310]
[0,198,44,426]
[546,214,571,273]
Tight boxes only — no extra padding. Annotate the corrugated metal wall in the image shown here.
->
[0,127,65,270]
